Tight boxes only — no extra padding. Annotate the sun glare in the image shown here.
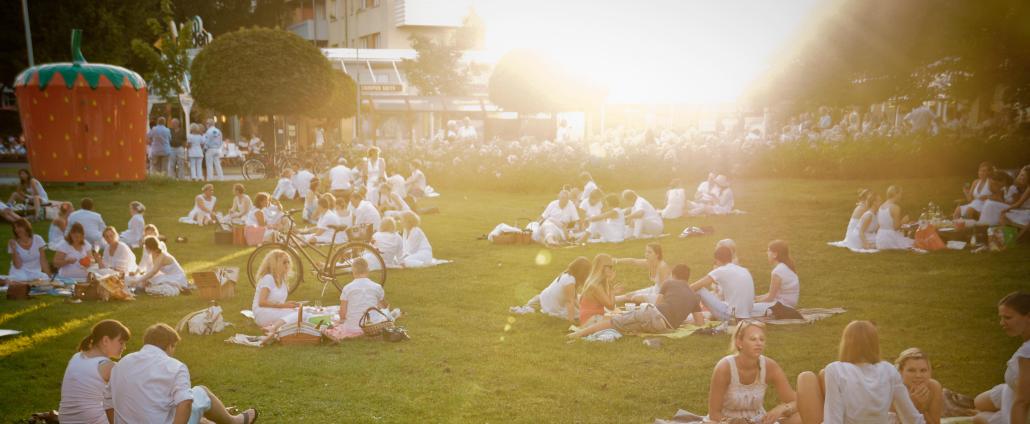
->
[477,0,821,104]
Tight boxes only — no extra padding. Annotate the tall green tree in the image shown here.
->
[190,27,333,116]
[131,0,195,102]
[172,0,290,36]
[307,70,358,122]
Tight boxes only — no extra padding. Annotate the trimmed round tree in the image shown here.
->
[307,70,357,122]
[190,28,333,116]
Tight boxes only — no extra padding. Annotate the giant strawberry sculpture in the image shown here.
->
[14,29,148,182]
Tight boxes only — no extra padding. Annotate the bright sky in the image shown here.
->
[474,0,822,105]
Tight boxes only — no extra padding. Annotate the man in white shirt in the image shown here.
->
[203,119,224,181]
[271,169,297,201]
[623,190,663,239]
[904,104,939,134]
[110,323,255,424]
[689,246,755,321]
[348,191,382,231]
[292,166,315,200]
[458,117,478,142]
[333,258,398,339]
[328,158,355,193]
[67,198,107,248]
[540,190,579,228]
[579,172,598,203]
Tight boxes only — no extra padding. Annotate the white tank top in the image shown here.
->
[721,355,768,419]
[59,352,111,424]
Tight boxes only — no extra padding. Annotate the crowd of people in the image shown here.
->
[146,116,232,181]
[829,162,1030,253]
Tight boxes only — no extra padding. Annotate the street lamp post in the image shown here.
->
[21,0,34,67]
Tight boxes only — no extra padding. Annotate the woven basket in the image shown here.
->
[359,307,395,336]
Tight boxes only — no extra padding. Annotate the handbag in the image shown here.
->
[6,283,30,300]
[914,225,946,251]
[359,307,395,336]
[381,326,409,342]
[769,302,804,320]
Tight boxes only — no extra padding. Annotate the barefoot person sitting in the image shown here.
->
[325,258,398,341]
[568,264,702,339]
[514,256,591,321]
[59,320,131,424]
[110,323,258,424]
[704,321,801,423]
[796,321,926,424]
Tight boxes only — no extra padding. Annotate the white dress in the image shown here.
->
[580,199,604,238]
[598,209,626,243]
[183,195,216,225]
[8,235,49,281]
[402,227,435,268]
[48,222,66,250]
[752,263,800,316]
[538,272,577,319]
[709,355,768,421]
[136,240,167,275]
[959,179,992,215]
[828,217,860,249]
[251,274,294,327]
[366,158,386,188]
[875,206,913,250]
[822,361,925,424]
[120,214,145,248]
[371,231,404,269]
[985,339,1030,424]
[143,254,187,296]
[660,188,686,219]
[102,241,137,274]
[59,352,111,424]
[709,188,735,215]
[1006,194,1030,226]
[56,241,93,280]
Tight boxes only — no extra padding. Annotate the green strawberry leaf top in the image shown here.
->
[14,29,145,91]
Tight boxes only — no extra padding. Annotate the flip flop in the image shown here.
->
[242,408,259,424]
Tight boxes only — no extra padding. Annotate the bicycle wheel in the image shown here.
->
[246,243,304,293]
[242,158,266,180]
[327,242,387,292]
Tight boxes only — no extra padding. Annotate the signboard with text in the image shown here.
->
[360,83,404,93]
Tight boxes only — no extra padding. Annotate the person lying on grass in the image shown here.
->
[568,264,702,339]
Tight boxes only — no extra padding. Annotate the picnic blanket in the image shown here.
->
[754,307,847,325]
[568,320,722,342]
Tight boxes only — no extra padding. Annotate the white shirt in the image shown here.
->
[372,231,403,267]
[770,263,799,307]
[8,235,46,276]
[120,214,145,248]
[252,274,291,326]
[103,241,137,274]
[340,277,385,332]
[272,177,297,200]
[292,170,315,199]
[707,263,755,319]
[581,181,598,202]
[348,201,382,231]
[110,345,193,424]
[328,165,355,191]
[823,361,925,424]
[541,200,579,228]
[59,352,112,424]
[57,241,94,279]
[632,197,661,222]
[403,227,433,258]
[67,209,107,241]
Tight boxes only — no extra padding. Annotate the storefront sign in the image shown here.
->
[360,83,404,92]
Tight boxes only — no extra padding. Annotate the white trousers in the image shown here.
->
[205,149,223,181]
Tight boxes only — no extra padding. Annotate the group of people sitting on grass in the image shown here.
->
[660,172,739,219]
[175,151,440,268]
[830,162,1030,253]
[250,249,399,341]
[512,239,799,334]
[6,196,191,296]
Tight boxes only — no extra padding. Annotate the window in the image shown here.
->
[361,33,380,49]
[363,0,380,9]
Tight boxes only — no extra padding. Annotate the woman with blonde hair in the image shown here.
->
[704,321,801,423]
[876,185,914,250]
[578,254,621,326]
[186,122,205,181]
[514,256,592,321]
[400,211,436,268]
[796,321,925,424]
[251,249,302,332]
[119,201,146,248]
[371,216,404,269]
[892,348,943,424]
[181,184,217,226]
[829,189,873,251]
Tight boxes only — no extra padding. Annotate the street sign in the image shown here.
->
[179,93,194,112]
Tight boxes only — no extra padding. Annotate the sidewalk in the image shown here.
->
[0,162,245,185]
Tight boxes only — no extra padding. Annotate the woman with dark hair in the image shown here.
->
[796,321,925,423]
[134,236,187,296]
[754,240,801,316]
[829,189,873,251]
[8,169,48,219]
[227,183,253,221]
[59,319,131,423]
[7,218,50,281]
[615,242,670,304]
[954,161,995,219]
[513,257,592,321]
[973,291,1030,424]
[54,222,95,281]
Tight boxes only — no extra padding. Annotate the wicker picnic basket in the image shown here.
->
[359,307,395,336]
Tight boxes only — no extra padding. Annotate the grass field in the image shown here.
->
[0,177,1026,423]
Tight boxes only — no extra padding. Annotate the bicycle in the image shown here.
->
[241,149,301,181]
[245,209,386,295]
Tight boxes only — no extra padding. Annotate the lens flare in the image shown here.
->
[534,250,552,266]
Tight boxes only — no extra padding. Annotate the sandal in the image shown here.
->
[242,408,259,424]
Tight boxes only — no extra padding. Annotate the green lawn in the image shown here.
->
[0,177,1026,423]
